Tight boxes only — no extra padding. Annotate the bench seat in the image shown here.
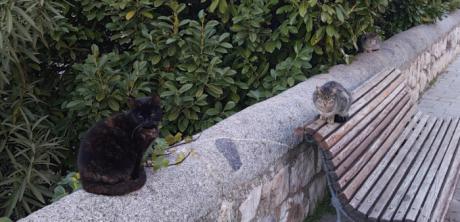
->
[302,68,460,221]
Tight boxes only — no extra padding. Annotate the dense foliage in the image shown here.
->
[1,0,459,219]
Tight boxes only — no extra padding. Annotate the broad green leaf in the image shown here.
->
[178,118,189,132]
[310,27,325,45]
[108,99,119,111]
[206,84,223,97]
[179,84,193,94]
[0,217,13,222]
[336,6,344,22]
[205,108,219,116]
[96,93,105,102]
[209,0,219,12]
[224,101,236,111]
[66,101,82,108]
[299,2,308,17]
[218,0,228,14]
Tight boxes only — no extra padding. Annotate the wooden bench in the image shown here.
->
[301,68,460,222]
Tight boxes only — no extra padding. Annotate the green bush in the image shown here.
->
[1,0,459,219]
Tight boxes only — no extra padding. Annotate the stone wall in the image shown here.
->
[406,26,460,102]
[21,10,460,222]
[219,142,326,222]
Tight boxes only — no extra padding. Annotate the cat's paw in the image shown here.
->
[327,117,335,124]
[320,115,327,121]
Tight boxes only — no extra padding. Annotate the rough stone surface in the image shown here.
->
[21,9,460,222]
[279,193,306,222]
[290,148,316,193]
[269,167,290,208]
[239,185,262,222]
[218,200,235,222]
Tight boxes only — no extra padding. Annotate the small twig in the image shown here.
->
[168,151,192,166]
[164,133,202,150]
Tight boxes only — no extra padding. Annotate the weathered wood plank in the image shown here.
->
[348,69,402,115]
[392,118,452,221]
[328,85,406,158]
[367,116,437,220]
[319,77,405,149]
[357,115,430,215]
[342,110,419,202]
[348,112,422,207]
[380,118,443,221]
[332,92,409,173]
[431,132,460,222]
[404,118,459,221]
[417,118,460,222]
[336,96,411,188]
[351,67,397,101]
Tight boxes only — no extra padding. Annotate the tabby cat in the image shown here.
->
[313,81,351,124]
[78,95,162,195]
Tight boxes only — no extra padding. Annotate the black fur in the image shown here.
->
[78,95,162,196]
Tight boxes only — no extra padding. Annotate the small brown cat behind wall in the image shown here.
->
[78,95,162,196]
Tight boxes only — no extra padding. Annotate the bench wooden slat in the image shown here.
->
[318,75,405,149]
[417,118,460,222]
[392,118,452,221]
[404,118,459,221]
[328,85,406,158]
[380,118,443,221]
[368,116,437,220]
[336,96,411,188]
[430,132,460,221]
[356,114,429,214]
[350,67,396,101]
[348,112,422,207]
[341,106,416,200]
[306,69,402,145]
[348,69,402,116]
[331,90,408,172]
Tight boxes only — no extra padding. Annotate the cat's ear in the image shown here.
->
[127,96,137,109]
[332,88,337,94]
[151,94,161,105]
[316,86,321,94]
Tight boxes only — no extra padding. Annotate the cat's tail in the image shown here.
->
[81,168,147,196]
[334,115,349,123]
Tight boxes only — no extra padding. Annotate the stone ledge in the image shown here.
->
[21,10,460,222]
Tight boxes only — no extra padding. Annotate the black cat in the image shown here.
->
[78,95,162,195]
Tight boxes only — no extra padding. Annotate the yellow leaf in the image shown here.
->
[126,10,136,20]
[175,152,185,163]
[174,132,183,142]
[141,11,153,19]
[165,134,176,145]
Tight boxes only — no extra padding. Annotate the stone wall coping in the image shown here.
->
[20,10,460,222]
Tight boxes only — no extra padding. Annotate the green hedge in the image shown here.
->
[1,0,459,219]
